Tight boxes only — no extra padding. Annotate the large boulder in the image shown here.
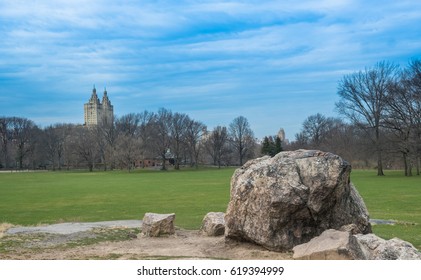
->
[141,213,175,237]
[292,229,365,260]
[200,212,225,236]
[225,150,371,251]
[356,234,421,260]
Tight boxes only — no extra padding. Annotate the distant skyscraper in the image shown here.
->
[84,86,114,126]
[277,128,286,142]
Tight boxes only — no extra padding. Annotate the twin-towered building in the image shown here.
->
[84,86,114,126]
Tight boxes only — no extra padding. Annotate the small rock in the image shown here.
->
[200,212,225,236]
[293,230,421,260]
[355,234,421,260]
[127,233,138,239]
[141,213,175,237]
[293,229,365,260]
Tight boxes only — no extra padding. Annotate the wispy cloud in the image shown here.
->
[0,0,420,138]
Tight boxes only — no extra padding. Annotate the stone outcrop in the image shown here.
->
[292,229,365,260]
[141,213,175,237]
[200,212,225,236]
[293,230,421,260]
[224,150,372,251]
[356,234,421,260]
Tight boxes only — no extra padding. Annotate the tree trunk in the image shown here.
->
[403,152,408,176]
[408,161,413,176]
[3,145,8,169]
[161,151,167,171]
[18,155,23,170]
[377,148,384,176]
[376,127,384,176]
[58,153,62,170]
[195,152,200,169]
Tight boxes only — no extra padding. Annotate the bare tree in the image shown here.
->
[43,125,59,170]
[185,119,206,168]
[204,126,230,168]
[336,61,399,176]
[288,114,367,166]
[113,113,143,170]
[41,124,70,170]
[56,124,74,170]
[115,113,141,137]
[73,127,99,172]
[290,131,308,150]
[9,117,38,169]
[0,117,10,168]
[137,110,156,167]
[170,112,189,170]
[152,108,173,170]
[384,59,421,175]
[61,124,79,170]
[116,134,140,171]
[298,114,328,148]
[229,116,256,165]
[384,81,414,175]
[405,60,421,174]
[303,114,343,149]
[99,119,118,171]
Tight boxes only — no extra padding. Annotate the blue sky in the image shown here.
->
[1,0,420,140]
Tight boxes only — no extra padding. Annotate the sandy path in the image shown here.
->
[1,222,292,260]
[27,230,292,260]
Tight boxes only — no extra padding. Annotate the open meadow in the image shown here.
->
[0,168,420,250]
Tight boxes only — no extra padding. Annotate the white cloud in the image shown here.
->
[1,0,421,138]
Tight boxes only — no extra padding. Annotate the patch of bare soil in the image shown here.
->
[0,227,292,260]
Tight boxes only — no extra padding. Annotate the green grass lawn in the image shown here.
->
[351,170,421,250]
[0,168,420,249]
[0,168,233,229]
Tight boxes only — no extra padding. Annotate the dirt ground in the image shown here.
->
[0,224,292,260]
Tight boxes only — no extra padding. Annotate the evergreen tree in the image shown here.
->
[261,136,271,156]
[275,136,283,154]
[261,136,282,157]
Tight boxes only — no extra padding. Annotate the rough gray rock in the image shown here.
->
[141,213,175,237]
[200,212,225,236]
[293,230,421,260]
[224,149,372,251]
[292,229,365,260]
[339,224,361,235]
[356,234,421,260]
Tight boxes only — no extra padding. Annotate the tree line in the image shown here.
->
[0,109,257,171]
[2,59,420,174]
[288,60,421,176]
